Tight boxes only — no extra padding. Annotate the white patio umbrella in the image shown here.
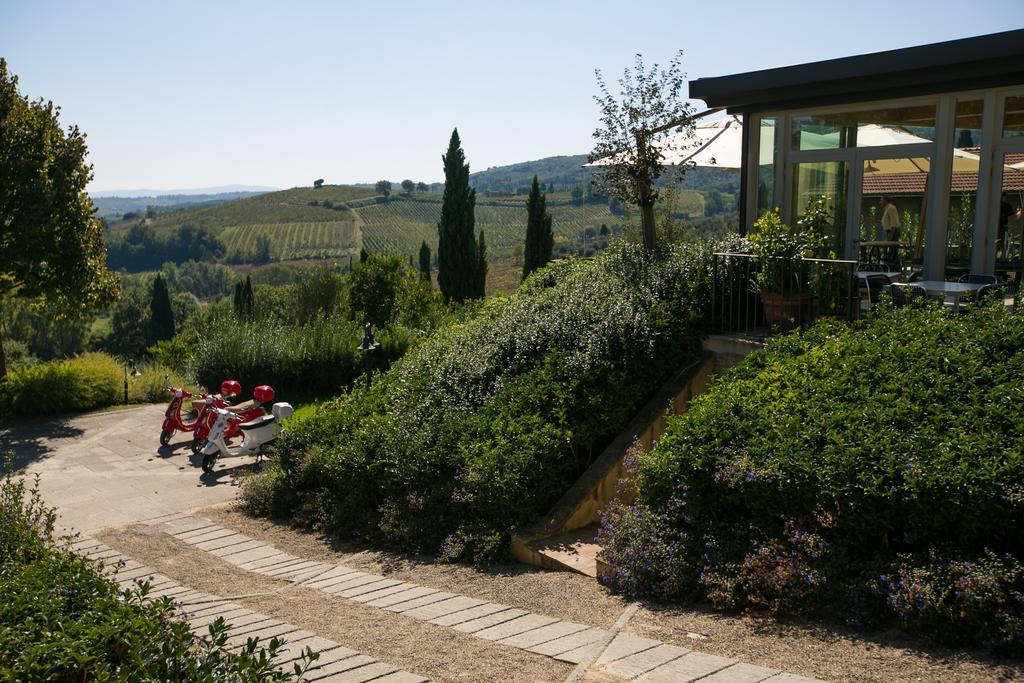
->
[584,113,743,170]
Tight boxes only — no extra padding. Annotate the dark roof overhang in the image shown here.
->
[689,29,1024,114]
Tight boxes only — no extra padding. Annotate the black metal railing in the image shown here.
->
[710,252,860,335]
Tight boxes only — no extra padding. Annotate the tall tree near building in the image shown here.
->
[522,175,554,278]
[436,129,481,302]
[418,241,432,282]
[0,58,119,379]
[476,230,488,297]
[149,274,175,344]
[588,51,695,249]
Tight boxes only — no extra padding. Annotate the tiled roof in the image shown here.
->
[862,170,1024,195]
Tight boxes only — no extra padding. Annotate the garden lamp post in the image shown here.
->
[123,359,141,404]
[357,323,380,388]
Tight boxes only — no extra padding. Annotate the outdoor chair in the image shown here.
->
[890,283,927,308]
[908,271,924,282]
[973,283,1006,306]
[864,274,890,310]
[959,273,998,285]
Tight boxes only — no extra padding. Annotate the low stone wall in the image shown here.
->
[512,334,766,572]
[511,353,717,564]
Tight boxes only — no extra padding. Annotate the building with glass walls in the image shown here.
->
[690,30,1024,280]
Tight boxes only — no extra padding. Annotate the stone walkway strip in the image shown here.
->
[65,531,428,682]
[143,514,827,682]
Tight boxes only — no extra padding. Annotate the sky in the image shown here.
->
[1,0,1020,194]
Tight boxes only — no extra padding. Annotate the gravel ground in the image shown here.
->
[196,504,1024,683]
[97,524,573,683]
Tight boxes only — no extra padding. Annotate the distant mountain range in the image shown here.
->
[90,184,279,198]
[91,191,276,219]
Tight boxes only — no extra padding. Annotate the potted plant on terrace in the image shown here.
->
[749,208,821,330]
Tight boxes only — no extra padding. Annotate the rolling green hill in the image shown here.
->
[108,184,376,235]
[357,198,637,255]
[104,157,738,270]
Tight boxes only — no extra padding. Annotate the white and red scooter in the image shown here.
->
[200,385,292,473]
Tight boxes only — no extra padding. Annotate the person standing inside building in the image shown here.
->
[879,195,901,265]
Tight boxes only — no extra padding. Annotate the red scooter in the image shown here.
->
[160,380,241,448]
[189,384,267,455]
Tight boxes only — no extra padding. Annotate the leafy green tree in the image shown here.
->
[348,253,407,329]
[314,178,324,188]
[436,129,481,302]
[254,234,272,264]
[416,182,429,193]
[0,296,88,362]
[476,230,488,297]
[104,288,150,360]
[401,179,415,195]
[293,267,346,324]
[148,274,175,345]
[375,180,392,199]
[419,240,432,282]
[0,58,119,378]
[360,247,369,264]
[588,51,695,249]
[523,175,554,279]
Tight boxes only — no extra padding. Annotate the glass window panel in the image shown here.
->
[1003,95,1024,138]
[946,99,983,280]
[792,104,937,151]
[998,156,1024,281]
[859,158,928,271]
[756,117,776,218]
[793,161,848,257]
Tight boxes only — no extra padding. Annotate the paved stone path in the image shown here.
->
[1,404,240,531]
[146,513,825,683]
[6,408,828,682]
[68,523,427,682]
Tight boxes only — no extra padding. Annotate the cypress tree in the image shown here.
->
[523,175,554,279]
[149,274,175,344]
[232,281,244,317]
[437,128,479,302]
[419,240,432,282]
[242,275,254,321]
[476,230,487,297]
[360,247,369,264]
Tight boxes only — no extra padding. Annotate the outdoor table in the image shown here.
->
[857,270,903,284]
[892,280,987,313]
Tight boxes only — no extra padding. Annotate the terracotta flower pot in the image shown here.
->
[760,291,812,331]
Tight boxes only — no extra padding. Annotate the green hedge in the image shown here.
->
[599,304,1024,653]
[0,352,190,417]
[188,313,411,402]
[244,241,712,562]
[0,462,315,681]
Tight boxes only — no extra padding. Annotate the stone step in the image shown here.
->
[526,524,601,577]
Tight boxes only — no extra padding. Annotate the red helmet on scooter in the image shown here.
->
[253,385,275,404]
[220,380,241,398]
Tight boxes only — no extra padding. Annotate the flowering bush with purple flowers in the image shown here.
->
[600,304,1024,653]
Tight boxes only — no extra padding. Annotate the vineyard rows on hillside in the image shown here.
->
[355,198,634,255]
[221,221,359,261]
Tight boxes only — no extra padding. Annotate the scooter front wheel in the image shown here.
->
[159,429,173,447]
[202,453,216,473]
[191,438,204,455]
